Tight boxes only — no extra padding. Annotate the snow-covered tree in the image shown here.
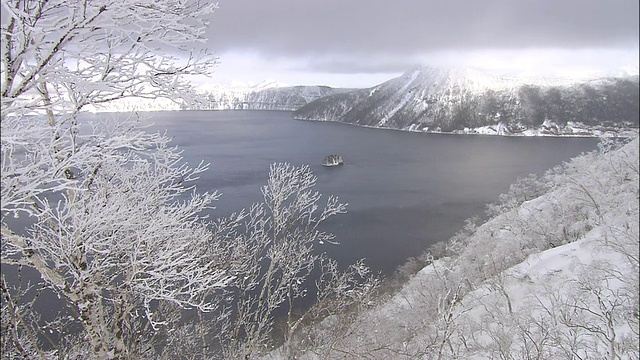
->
[279,138,638,359]
[1,0,225,358]
[211,163,379,359]
[1,2,379,359]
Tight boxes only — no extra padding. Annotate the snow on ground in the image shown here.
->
[378,91,414,127]
[422,121,639,138]
[455,221,638,359]
[273,137,639,359]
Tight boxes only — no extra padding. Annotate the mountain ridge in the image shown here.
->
[199,84,355,111]
[293,66,639,136]
[87,84,354,113]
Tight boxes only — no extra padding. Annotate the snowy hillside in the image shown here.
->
[86,81,352,112]
[267,137,639,359]
[198,84,353,111]
[293,66,639,136]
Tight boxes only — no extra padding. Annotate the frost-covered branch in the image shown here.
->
[210,163,377,359]
[1,1,227,358]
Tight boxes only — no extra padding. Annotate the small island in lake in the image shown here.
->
[322,154,344,167]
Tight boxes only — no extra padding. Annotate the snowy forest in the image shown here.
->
[1,1,638,359]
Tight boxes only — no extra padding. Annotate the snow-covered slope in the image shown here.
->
[268,137,639,359]
[199,85,353,111]
[294,66,639,136]
[87,81,352,112]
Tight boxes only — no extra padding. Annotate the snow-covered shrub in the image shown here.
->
[288,137,638,359]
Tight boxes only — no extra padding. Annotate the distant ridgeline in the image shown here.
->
[194,85,354,111]
[292,66,640,136]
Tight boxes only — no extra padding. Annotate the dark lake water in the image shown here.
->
[136,110,599,274]
[2,109,601,337]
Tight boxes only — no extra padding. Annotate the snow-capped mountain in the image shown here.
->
[197,84,354,111]
[293,66,639,136]
[87,81,352,113]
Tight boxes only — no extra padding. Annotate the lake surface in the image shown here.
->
[137,110,599,274]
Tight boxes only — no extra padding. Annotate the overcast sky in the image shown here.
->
[202,0,639,88]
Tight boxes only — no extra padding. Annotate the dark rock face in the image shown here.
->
[293,66,639,134]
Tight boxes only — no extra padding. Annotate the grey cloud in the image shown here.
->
[295,57,421,74]
[206,0,639,73]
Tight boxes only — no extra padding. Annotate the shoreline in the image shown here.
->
[292,116,639,138]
